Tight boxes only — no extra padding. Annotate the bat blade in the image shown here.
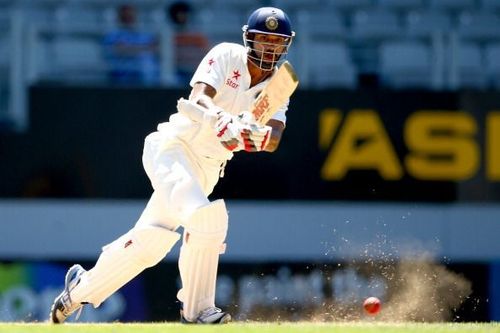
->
[251,61,299,125]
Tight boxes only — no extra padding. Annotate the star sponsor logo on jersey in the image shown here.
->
[226,69,241,89]
[206,58,215,73]
[232,70,241,80]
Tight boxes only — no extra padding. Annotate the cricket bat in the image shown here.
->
[251,61,299,125]
[177,61,299,126]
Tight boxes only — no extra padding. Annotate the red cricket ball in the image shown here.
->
[363,296,381,315]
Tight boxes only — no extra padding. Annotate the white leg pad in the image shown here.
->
[70,225,180,307]
[177,199,228,321]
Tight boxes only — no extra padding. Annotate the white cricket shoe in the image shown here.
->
[181,306,232,324]
[49,264,87,323]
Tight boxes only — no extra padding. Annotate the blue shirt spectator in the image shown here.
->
[103,4,159,85]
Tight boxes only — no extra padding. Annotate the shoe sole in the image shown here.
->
[180,310,232,324]
[218,313,232,324]
[49,295,62,324]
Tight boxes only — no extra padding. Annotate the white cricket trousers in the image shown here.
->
[68,131,227,315]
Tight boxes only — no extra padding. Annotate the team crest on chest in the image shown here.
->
[226,69,241,89]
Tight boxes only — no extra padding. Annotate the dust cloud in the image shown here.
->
[377,259,472,322]
[232,257,471,322]
[310,258,472,322]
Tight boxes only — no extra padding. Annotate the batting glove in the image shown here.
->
[215,110,246,152]
[235,111,272,152]
[240,123,272,152]
[215,111,235,135]
[215,110,271,152]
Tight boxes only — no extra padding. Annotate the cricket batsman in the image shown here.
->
[50,6,296,324]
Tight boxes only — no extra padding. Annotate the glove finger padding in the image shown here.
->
[215,111,234,137]
[215,110,271,152]
[219,121,247,152]
[241,124,272,151]
[220,138,243,151]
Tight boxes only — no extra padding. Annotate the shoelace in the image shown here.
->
[200,307,222,317]
[60,288,84,320]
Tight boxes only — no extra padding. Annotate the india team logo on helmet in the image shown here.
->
[265,16,279,31]
[242,7,295,71]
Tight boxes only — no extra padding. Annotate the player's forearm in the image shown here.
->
[189,83,218,111]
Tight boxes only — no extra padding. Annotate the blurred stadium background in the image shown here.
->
[0,0,500,324]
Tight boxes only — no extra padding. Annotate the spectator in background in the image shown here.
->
[103,4,160,85]
[167,1,209,85]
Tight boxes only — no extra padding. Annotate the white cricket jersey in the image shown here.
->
[157,42,289,162]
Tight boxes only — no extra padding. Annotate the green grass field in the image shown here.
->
[0,322,499,333]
